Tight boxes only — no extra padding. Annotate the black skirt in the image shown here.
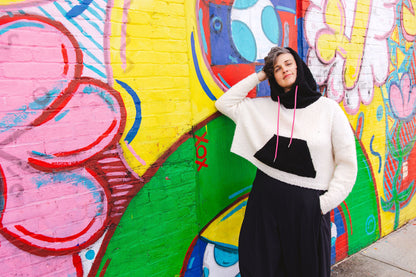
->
[238,169,331,277]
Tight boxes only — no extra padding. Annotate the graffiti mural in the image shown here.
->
[0,5,143,277]
[0,0,416,276]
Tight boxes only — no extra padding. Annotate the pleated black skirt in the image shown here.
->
[238,169,331,277]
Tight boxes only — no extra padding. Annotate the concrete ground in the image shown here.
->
[331,218,416,276]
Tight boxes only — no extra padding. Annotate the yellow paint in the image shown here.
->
[201,197,247,247]
[109,0,221,176]
[0,0,28,4]
[402,0,416,38]
[317,0,371,89]
[185,0,225,124]
[396,47,406,69]
[341,85,391,235]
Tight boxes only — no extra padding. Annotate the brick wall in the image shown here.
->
[0,0,415,276]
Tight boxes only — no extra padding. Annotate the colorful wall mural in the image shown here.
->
[0,0,415,276]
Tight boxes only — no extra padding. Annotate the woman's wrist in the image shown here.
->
[257,70,267,82]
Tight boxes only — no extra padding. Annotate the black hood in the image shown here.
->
[269,47,321,109]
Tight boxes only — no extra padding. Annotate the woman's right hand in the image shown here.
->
[257,70,267,82]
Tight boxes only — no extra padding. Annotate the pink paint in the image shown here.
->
[121,0,132,71]
[0,14,140,276]
[0,15,82,136]
[390,73,416,120]
[0,239,77,276]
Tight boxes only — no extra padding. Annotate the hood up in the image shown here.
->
[269,47,321,109]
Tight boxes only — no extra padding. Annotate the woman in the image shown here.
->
[215,47,357,277]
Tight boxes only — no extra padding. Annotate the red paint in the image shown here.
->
[72,253,84,277]
[15,218,96,243]
[195,132,209,171]
[62,43,69,75]
[54,119,118,157]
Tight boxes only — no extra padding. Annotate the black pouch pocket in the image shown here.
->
[254,135,316,178]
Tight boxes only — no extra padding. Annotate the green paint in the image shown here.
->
[97,139,198,276]
[97,115,255,276]
[194,116,256,227]
[345,138,380,254]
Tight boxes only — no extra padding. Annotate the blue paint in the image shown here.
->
[31,151,54,159]
[0,21,44,35]
[184,238,207,276]
[54,2,104,51]
[66,0,94,19]
[29,86,62,111]
[199,9,208,54]
[370,135,382,173]
[75,10,104,35]
[92,1,106,14]
[76,41,105,68]
[365,214,376,235]
[0,109,36,134]
[85,249,95,260]
[32,172,103,211]
[38,5,106,80]
[217,73,231,89]
[221,201,247,222]
[83,63,106,78]
[261,5,279,44]
[231,20,256,62]
[98,91,116,112]
[214,244,239,266]
[228,55,238,64]
[211,16,223,33]
[191,33,217,101]
[377,105,384,121]
[276,5,296,14]
[233,0,258,9]
[203,267,209,276]
[188,257,195,269]
[116,80,142,144]
[272,0,296,11]
[55,109,70,122]
[38,6,53,19]
[209,3,248,65]
[228,185,252,199]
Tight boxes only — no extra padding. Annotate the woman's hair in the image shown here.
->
[263,46,291,79]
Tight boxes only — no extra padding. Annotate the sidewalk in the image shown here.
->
[331,218,416,276]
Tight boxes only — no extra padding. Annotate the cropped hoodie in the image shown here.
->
[215,48,357,214]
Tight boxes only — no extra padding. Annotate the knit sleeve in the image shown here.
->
[214,73,261,122]
[319,104,358,215]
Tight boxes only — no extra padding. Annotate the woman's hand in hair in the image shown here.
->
[257,70,267,82]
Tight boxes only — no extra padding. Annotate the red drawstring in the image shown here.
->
[274,85,297,163]
[273,96,280,163]
[288,86,298,147]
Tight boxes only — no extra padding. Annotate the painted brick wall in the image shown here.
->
[0,0,416,276]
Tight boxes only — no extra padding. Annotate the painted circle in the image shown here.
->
[261,5,279,44]
[377,105,384,121]
[231,20,256,62]
[366,214,376,235]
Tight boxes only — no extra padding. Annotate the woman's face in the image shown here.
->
[273,53,297,92]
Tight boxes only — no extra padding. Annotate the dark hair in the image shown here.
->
[263,47,291,79]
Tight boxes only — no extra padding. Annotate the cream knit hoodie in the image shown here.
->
[215,73,357,214]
